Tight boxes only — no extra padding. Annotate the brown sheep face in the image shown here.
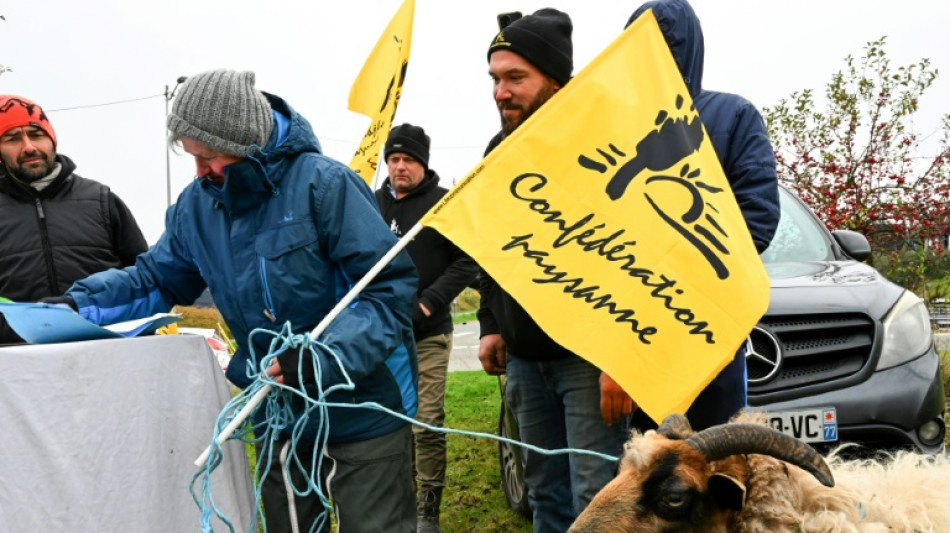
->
[569,432,745,533]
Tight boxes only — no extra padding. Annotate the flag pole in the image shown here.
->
[194,222,424,466]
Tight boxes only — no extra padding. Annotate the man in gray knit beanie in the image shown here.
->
[60,67,420,532]
[168,69,274,157]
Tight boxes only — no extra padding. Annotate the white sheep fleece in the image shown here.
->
[791,447,950,532]
[732,410,950,532]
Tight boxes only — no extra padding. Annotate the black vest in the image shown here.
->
[0,167,121,343]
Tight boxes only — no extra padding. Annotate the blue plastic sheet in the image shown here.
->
[0,302,180,344]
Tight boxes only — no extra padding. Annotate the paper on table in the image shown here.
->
[103,314,182,337]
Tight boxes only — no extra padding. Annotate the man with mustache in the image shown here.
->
[478,10,629,533]
[375,123,478,533]
[0,95,147,344]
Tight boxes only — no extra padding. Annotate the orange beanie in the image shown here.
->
[0,95,57,147]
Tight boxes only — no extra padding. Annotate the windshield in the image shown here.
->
[759,187,835,264]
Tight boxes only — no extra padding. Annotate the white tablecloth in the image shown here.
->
[0,334,253,532]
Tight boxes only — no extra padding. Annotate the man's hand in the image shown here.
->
[478,333,507,375]
[265,358,285,384]
[599,372,636,426]
[270,350,317,388]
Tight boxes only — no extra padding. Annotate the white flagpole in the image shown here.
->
[194,222,424,466]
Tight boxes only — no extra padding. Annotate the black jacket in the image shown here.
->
[375,170,478,340]
[0,154,148,343]
[477,133,576,361]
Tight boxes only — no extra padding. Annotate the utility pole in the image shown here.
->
[163,76,187,207]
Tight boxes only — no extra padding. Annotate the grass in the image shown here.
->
[452,310,477,324]
[442,371,533,532]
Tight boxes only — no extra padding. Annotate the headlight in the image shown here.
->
[877,291,934,370]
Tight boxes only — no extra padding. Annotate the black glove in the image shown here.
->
[276,348,316,388]
[38,295,78,311]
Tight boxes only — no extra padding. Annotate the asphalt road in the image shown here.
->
[449,320,482,372]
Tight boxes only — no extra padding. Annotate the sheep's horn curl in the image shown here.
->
[685,423,835,487]
[657,413,694,440]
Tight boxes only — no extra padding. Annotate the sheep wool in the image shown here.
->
[570,411,950,533]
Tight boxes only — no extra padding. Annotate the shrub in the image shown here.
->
[457,287,481,312]
[176,305,233,341]
[872,247,950,299]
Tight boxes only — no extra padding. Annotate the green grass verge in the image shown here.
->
[452,310,477,325]
[443,371,533,532]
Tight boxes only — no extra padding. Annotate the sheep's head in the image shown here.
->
[569,414,834,533]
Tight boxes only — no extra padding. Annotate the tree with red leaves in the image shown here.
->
[764,37,950,297]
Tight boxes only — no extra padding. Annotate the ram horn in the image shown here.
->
[657,413,695,440]
[685,423,835,487]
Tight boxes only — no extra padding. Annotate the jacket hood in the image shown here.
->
[259,93,322,158]
[0,153,77,200]
[627,0,704,96]
[201,92,322,214]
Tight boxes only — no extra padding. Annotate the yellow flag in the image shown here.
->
[347,0,415,184]
[422,11,770,422]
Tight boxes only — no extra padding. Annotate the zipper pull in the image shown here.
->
[35,198,45,219]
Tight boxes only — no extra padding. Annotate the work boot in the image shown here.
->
[417,487,443,533]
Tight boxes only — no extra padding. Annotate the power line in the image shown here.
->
[46,94,164,113]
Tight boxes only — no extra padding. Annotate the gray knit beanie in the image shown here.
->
[168,69,274,157]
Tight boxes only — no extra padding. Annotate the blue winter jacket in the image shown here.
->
[66,94,418,444]
[629,0,780,253]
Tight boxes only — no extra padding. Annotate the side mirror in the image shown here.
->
[831,230,871,261]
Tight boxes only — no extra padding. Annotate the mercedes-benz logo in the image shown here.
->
[745,325,783,384]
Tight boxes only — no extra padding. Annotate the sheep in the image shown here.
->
[569,412,950,533]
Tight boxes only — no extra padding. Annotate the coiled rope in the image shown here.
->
[192,322,619,532]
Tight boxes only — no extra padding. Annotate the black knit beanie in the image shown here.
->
[487,8,573,86]
[384,123,431,168]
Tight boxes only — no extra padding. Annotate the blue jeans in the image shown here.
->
[505,354,626,533]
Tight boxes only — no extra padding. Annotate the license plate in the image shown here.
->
[767,408,838,443]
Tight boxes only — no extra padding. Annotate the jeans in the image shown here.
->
[412,333,452,490]
[505,354,626,533]
[259,424,416,533]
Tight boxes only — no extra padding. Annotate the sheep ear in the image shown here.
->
[708,473,745,511]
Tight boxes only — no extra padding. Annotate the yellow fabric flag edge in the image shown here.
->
[347,0,416,184]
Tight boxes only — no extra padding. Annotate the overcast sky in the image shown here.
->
[2,0,948,243]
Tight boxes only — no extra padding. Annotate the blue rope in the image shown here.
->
[192,322,618,532]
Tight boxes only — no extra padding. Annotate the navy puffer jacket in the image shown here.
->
[629,0,780,252]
